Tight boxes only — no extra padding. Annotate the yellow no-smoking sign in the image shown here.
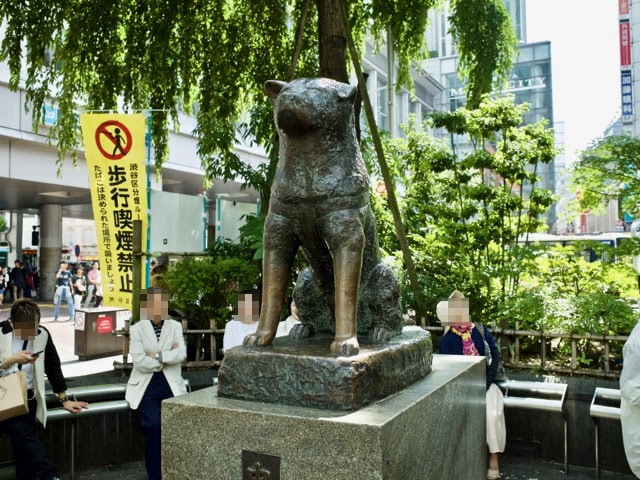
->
[79,112,148,309]
[80,113,146,162]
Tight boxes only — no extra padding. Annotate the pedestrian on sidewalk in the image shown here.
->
[10,260,26,301]
[71,266,87,311]
[84,262,101,308]
[53,261,74,322]
[0,266,8,306]
[125,287,187,480]
[0,298,88,480]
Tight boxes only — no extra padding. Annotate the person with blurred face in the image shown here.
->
[437,291,505,480]
[125,288,187,480]
[223,293,259,352]
[0,299,87,480]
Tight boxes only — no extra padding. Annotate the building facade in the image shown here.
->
[424,1,559,229]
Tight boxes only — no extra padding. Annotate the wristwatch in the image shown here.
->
[59,396,69,404]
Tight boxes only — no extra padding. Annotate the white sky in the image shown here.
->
[525,0,620,163]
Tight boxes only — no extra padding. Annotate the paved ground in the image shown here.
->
[71,455,637,479]
[0,301,637,479]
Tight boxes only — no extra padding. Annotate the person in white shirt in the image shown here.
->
[223,293,259,352]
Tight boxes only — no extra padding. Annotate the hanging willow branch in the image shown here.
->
[0,0,516,193]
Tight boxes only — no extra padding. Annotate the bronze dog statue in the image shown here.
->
[243,78,402,356]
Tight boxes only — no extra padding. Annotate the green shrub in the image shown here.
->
[164,255,259,329]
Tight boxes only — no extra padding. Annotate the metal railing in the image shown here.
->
[113,321,223,371]
[426,325,629,378]
[43,380,191,479]
[44,384,130,480]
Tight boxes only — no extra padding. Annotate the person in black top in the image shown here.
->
[10,260,26,301]
[0,298,88,479]
[53,261,74,322]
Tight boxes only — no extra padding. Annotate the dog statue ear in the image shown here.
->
[265,80,288,102]
[337,83,358,102]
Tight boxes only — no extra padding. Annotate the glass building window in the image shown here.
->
[534,44,550,60]
[504,0,523,42]
[376,77,389,132]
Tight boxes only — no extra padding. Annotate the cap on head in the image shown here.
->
[436,290,470,326]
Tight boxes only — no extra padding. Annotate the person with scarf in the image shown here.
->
[437,291,505,480]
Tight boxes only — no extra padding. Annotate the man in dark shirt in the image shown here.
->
[53,261,74,322]
[10,260,26,301]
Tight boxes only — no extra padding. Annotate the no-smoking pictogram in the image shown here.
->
[95,120,133,160]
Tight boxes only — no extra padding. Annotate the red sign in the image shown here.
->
[96,315,114,334]
[620,0,630,15]
[94,120,133,160]
[620,21,632,67]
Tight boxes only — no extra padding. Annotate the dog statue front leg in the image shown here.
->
[330,248,363,357]
[244,214,295,347]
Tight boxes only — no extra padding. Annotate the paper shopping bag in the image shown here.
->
[0,371,29,421]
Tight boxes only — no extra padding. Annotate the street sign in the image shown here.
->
[94,120,133,160]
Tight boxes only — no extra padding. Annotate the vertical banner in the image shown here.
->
[620,20,632,67]
[80,113,148,308]
[622,70,634,124]
[620,0,630,16]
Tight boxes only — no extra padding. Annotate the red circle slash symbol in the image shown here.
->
[95,120,133,160]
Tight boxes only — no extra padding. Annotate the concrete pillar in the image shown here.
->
[6,212,24,263]
[40,204,62,301]
[15,213,23,262]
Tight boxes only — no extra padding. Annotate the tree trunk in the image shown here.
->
[316,0,349,83]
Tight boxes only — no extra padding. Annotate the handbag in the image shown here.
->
[474,322,493,365]
[0,370,29,422]
[475,322,507,381]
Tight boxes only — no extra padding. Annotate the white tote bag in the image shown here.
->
[486,383,506,453]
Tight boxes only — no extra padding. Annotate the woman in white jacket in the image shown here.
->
[125,288,187,480]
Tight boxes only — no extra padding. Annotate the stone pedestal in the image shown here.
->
[218,326,433,410]
[162,354,487,480]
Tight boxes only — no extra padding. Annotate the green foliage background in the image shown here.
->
[368,96,638,352]
[163,239,260,329]
[0,0,517,202]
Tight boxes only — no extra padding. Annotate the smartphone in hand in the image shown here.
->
[29,350,44,359]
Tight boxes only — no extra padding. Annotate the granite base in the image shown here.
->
[162,354,487,480]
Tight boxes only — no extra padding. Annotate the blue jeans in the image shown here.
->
[53,286,74,321]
